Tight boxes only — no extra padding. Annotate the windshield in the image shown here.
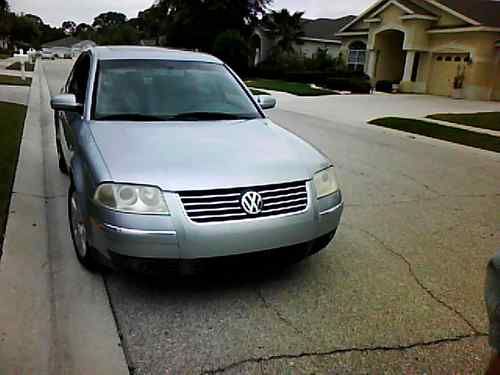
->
[92,59,262,121]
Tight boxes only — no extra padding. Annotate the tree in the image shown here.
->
[39,23,66,45]
[11,15,41,47]
[262,9,305,55]
[0,0,12,48]
[0,0,9,15]
[93,11,127,29]
[62,20,76,34]
[74,23,93,39]
[151,0,271,51]
[213,30,249,74]
[25,13,43,26]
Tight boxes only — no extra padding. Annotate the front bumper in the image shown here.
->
[88,181,343,260]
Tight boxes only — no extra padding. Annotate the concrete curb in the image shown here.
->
[0,61,129,374]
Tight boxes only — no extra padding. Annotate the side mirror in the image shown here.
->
[50,94,82,113]
[254,94,276,110]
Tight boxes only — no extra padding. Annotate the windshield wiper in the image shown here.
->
[95,113,167,121]
[167,112,257,121]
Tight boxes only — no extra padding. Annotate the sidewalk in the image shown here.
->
[0,61,128,375]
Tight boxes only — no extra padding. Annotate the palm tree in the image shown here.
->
[262,9,305,55]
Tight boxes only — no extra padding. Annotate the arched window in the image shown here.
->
[348,41,367,72]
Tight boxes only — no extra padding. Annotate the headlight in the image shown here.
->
[94,183,169,214]
[313,167,339,199]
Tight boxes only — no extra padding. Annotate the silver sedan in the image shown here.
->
[50,46,343,271]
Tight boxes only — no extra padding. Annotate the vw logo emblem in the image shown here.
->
[241,191,263,215]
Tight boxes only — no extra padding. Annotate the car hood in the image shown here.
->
[89,118,330,191]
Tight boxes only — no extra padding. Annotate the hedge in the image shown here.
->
[246,66,372,94]
[375,80,398,93]
[324,77,372,94]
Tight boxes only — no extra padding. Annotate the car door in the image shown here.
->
[59,53,91,166]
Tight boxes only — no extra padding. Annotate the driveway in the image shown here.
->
[266,90,500,126]
[42,60,499,374]
[0,84,30,105]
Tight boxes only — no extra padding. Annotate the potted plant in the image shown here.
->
[452,65,465,99]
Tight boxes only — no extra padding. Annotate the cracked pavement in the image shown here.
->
[43,60,499,374]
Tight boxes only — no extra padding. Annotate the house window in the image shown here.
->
[445,56,452,61]
[454,56,462,62]
[348,41,367,72]
[437,56,443,61]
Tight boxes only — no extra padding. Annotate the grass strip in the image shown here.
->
[246,78,335,96]
[0,74,32,86]
[0,102,27,252]
[427,112,500,132]
[6,61,35,72]
[368,117,500,153]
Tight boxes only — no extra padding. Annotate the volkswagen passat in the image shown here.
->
[50,46,343,271]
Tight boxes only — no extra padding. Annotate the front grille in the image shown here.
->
[178,180,308,223]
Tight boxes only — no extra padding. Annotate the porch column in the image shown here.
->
[402,50,416,81]
[366,50,377,79]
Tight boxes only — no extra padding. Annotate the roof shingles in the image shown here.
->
[301,15,356,40]
[432,0,500,27]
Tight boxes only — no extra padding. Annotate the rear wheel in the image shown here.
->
[68,184,99,271]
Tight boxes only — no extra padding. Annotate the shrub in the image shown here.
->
[246,52,372,94]
[324,77,372,94]
[6,61,35,72]
[375,80,397,93]
[213,30,249,75]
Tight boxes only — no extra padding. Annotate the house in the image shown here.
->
[41,37,96,58]
[251,15,356,65]
[335,0,500,101]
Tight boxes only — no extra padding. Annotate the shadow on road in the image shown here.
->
[104,254,315,294]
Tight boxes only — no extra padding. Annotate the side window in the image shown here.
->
[68,55,91,104]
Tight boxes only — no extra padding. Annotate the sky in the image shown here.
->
[10,0,373,27]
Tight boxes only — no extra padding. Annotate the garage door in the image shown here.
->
[428,53,469,97]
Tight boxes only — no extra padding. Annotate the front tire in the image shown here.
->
[68,184,99,271]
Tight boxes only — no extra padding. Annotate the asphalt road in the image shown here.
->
[42,59,499,374]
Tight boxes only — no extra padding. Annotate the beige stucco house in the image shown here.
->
[336,0,500,101]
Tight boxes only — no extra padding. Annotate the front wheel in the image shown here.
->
[68,184,99,271]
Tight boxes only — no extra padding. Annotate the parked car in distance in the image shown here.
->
[40,50,55,60]
[50,46,343,272]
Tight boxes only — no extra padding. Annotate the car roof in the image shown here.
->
[90,46,223,64]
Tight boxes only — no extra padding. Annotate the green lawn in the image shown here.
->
[0,53,10,59]
[0,74,32,86]
[250,88,270,95]
[0,102,27,248]
[368,117,500,153]
[6,61,35,72]
[245,79,335,96]
[427,112,500,132]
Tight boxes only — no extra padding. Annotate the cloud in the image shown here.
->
[10,0,373,27]
[10,0,152,25]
